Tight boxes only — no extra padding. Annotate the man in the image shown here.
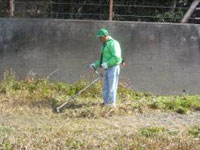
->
[90,28,122,107]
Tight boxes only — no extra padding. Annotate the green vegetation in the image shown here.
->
[139,127,165,137]
[0,141,13,150]
[188,125,200,138]
[1,0,198,23]
[0,70,200,118]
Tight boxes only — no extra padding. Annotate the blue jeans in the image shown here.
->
[103,65,120,106]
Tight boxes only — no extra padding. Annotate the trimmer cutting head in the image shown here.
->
[56,107,60,113]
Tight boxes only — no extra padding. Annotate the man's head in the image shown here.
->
[96,28,109,43]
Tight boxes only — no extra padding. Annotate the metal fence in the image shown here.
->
[0,0,200,23]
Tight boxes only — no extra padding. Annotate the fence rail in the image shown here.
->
[0,0,200,23]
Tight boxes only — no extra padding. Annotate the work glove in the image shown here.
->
[89,63,96,69]
[101,63,108,69]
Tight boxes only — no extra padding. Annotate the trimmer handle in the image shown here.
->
[91,65,103,77]
[91,65,99,75]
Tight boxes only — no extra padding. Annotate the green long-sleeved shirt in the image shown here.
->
[94,36,122,68]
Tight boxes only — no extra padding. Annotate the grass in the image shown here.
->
[1,70,200,117]
[188,125,200,138]
[139,127,165,137]
[0,70,200,150]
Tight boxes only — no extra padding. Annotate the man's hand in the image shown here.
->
[89,63,96,69]
[101,63,108,69]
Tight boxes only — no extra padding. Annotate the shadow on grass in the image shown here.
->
[57,101,97,109]
[52,100,100,114]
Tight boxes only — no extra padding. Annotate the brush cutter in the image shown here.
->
[56,66,103,113]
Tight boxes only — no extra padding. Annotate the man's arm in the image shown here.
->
[94,59,101,68]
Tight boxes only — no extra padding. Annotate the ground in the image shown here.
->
[0,105,200,150]
[0,77,199,150]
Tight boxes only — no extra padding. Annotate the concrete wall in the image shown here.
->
[0,19,200,95]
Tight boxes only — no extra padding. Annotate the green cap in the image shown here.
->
[96,28,109,37]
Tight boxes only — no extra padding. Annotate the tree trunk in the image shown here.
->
[169,0,177,13]
[181,0,200,23]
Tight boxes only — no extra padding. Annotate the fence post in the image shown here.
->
[9,0,14,17]
[109,0,113,21]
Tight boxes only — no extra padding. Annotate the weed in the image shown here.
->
[175,106,188,114]
[0,141,13,150]
[188,125,200,138]
[139,127,165,137]
[0,70,200,117]
[167,130,179,136]
[0,125,13,137]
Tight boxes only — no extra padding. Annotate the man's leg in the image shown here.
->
[107,65,120,106]
[103,71,109,104]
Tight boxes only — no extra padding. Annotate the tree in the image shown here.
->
[2,0,199,23]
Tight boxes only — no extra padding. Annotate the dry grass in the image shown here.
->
[0,70,200,150]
